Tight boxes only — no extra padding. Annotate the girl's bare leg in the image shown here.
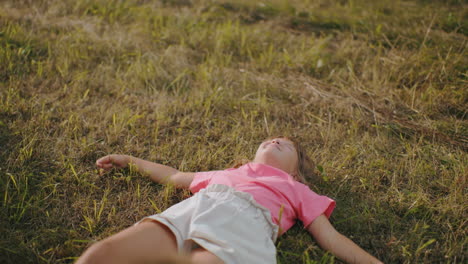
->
[76,220,180,264]
[190,248,224,264]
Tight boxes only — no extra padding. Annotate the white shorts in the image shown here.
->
[139,184,279,264]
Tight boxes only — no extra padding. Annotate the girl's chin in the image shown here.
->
[257,154,281,164]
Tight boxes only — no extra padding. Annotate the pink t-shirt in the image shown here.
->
[189,162,335,235]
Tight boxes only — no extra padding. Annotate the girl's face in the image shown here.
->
[253,137,299,176]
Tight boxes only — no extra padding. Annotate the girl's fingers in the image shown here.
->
[96,155,127,171]
[97,155,111,164]
[100,163,113,169]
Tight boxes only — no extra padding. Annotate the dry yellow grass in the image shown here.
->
[0,0,466,263]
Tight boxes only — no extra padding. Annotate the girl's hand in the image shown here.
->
[96,154,130,171]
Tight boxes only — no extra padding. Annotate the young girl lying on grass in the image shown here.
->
[77,136,383,264]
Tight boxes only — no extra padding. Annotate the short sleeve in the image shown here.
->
[189,171,217,193]
[296,184,336,228]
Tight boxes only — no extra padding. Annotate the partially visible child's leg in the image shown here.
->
[76,220,179,264]
[190,247,224,264]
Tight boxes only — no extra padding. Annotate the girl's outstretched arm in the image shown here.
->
[307,215,383,264]
[96,154,194,189]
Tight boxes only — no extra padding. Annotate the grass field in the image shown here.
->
[0,0,466,263]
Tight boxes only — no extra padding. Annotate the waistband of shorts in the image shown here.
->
[200,184,279,242]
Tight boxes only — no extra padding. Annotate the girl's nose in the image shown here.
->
[272,139,279,144]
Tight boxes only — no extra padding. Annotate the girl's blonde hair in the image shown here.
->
[232,136,316,184]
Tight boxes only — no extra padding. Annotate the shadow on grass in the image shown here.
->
[0,29,48,82]
[289,16,351,34]
[0,117,34,263]
[0,113,65,263]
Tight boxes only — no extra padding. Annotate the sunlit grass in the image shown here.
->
[1,0,466,263]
